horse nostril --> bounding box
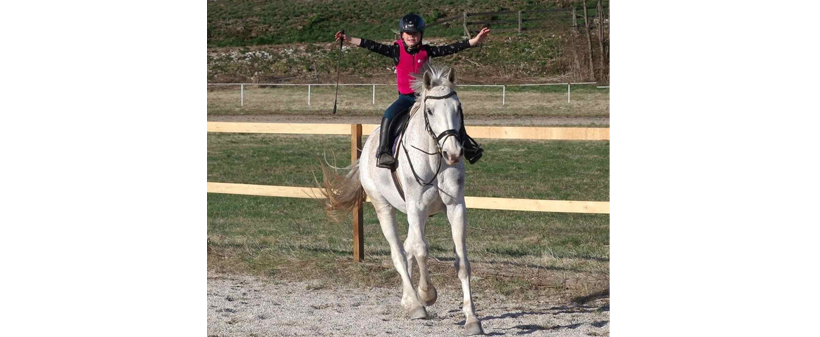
[442,151,448,158]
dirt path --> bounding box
[208,273,609,337]
[207,114,609,127]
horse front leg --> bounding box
[403,236,415,279]
[373,201,427,319]
[406,205,437,306]
[447,201,483,335]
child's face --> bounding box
[402,32,422,48]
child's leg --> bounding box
[377,94,416,168]
[384,94,417,119]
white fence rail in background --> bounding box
[207,82,603,107]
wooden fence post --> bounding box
[597,0,605,82]
[518,10,522,33]
[582,2,595,81]
[351,124,364,262]
[463,12,471,38]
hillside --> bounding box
[207,0,608,83]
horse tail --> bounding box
[317,159,365,223]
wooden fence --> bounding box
[207,122,610,261]
[425,4,606,36]
[423,2,609,82]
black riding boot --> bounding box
[459,125,484,164]
[377,116,396,168]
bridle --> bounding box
[423,90,462,152]
[401,88,463,187]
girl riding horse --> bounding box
[335,13,489,168]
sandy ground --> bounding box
[207,114,609,127]
[208,273,609,337]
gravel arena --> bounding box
[208,273,609,337]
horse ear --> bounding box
[447,68,456,84]
[423,71,433,90]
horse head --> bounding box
[413,64,464,166]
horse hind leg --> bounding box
[373,200,427,319]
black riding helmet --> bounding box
[399,13,425,33]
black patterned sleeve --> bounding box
[427,39,472,58]
[359,38,398,58]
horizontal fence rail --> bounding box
[206,82,605,106]
[207,182,609,214]
[207,122,610,141]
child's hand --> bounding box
[335,31,347,42]
[469,27,491,46]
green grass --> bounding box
[208,193,608,300]
[207,0,610,84]
[207,34,571,84]
[207,134,609,200]
[208,133,609,300]
[207,0,606,47]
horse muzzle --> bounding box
[442,148,464,166]
[436,129,463,166]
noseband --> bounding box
[401,89,463,187]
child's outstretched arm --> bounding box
[468,27,491,47]
[427,27,491,58]
[335,31,362,46]
[335,31,395,59]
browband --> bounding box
[423,90,457,101]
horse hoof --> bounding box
[418,286,437,306]
[409,306,428,320]
[465,320,484,335]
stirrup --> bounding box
[377,152,396,168]
[463,135,484,164]
[465,147,483,164]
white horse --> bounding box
[321,63,484,335]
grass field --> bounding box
[207,0,604,47]
[208,133,609,301]
[207,84,609,117]
[207,0,609,86]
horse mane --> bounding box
[410,63,457,94]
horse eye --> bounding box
[427,108,433,115]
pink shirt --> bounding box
[396,39,429,95]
